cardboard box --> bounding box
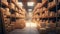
[49,21,56,28]
[46,20,49,27]
[4,18,10,24]
[44,11,49,17]
[2,0,7,2]
[16,13,20,18]
[11,14,16,18]
[40,8,43,13]
[6,26,12,32]
[42,14,45,18]
[12,0,18,3]
[36,3,42,8]
[1,0,8,6]
[58,10,60,16]
[10,22,15,30]
[15,19,26,29]
[48,1,56,8]
[49,12,55,17]
[5,8,11,16]
[10,3,15,9]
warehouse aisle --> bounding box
[9,12,39,34]
[9,21,39,34]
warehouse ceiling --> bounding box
[18,0,42,12]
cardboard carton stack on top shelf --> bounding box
[0,0,26,33]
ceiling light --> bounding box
[28,9,32,11]
[27,2,34,6]
[17,2,23,6]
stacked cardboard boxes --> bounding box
[32,0,58,33]
[0,0,26,33]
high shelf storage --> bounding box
[0,0,26,34]
[32,0,60,34]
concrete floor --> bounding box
[9,21,39,34]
